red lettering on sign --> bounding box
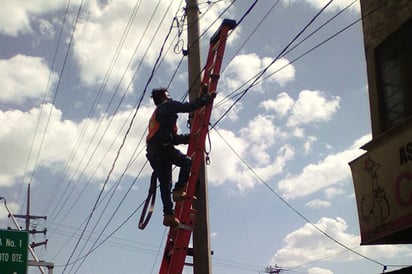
[395,171,412,207]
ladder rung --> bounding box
[159,18,235,274]
[177,223,193,231]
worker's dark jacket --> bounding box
[146,98,206,162]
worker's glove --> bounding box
[198,92,216,105]
[173,134,190,145]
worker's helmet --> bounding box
[151,88,170,105]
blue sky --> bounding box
[1,0,411,274]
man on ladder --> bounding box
[146,88,214,228]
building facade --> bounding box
[349,0,412,245]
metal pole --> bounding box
[0,197,46,274]
[186,0,212,273]
[26,183,30,231]
[28,260,54,274]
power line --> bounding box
[212,0,334,128]
[21,0,396,272]
[19,0,74,207]
[221,0,281,74]
[54,198,145,269]
[47,1,233,270]
[61,4,178,271]
[67,1,240,270]
[27,0,86,191]
[44,0,145,218]
[212,127,386,268]
[48,0,183,238]
[56,2,258,270]
[54,0,176,241]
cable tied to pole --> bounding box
[205,123,212,165]
[174,10,187,55]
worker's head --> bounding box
[151,88,171,106]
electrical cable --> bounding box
[215,0,387,112]
[48,0,222,266]
[51,2,318,272]
[56,1,241,270]
[54,198,145,269]
[51,0,175,229]
[212,257,264,272]
[27,0,86,199]
[66,7,189,274]
[4,0,396,272]
[212,127,387,268]
[221,0,280,74]
[45,0,144,217]
[149,228,168,274]
[47,221,160,257]
[203,0,407,270]
[212,0,334,128]
[253,0,388,88]
[91,0,407,272]
[18,0,73,208]
[61,4,178,271]
[49,0,400,272]
[236,0,258,26]
[214,0,356,109]
[72,160,149,273]
[16,0,85,219]
[47,0,145,223]
[206,0,411,271]
[48,0,183,236]
[65,2,260,270]
[69,1,234,269]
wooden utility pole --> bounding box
[13,184,48,246]
[186,0,212,273]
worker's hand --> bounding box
[198,93,209,105]
[199,92,216,105]
[172,134,190,145]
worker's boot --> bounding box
[172,189,187,202]
[163,214,180,228]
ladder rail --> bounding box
[159,19,236,274]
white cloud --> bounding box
[287,90,340,127]
[240,115,279,165]
[281,0,360,12]
[305,199,331,209]
[260,90,340,128]
[260,92,294,118]
[0,0,68,36]
[72,1,184,90]
[262,57,296,87]
[212,93,243,122]
[0,103,151,187]
[248,144,295,182]
[308,267,333,274]
[0,55,58,104]
[223,53,263,91]
[307,0,360,12]
[303,136,317,155]
[271,217,410,268]
[272,217,356,267]
[222,54,295,92]
[277,134,368,199]
[208,128,248,187]
[324,187,344,199]
[209,125,295,190]
[0,201,20,221]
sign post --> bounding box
[0,229,29,274]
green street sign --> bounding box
[0,229,28,274]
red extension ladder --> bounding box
[158,19,236,274]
